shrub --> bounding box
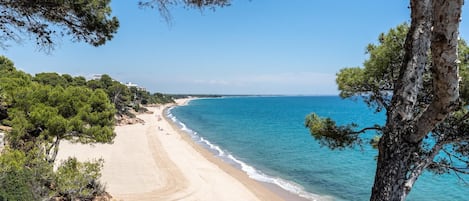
[54,157,106,200]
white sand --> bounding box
[56,99,283,201]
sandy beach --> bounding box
[56,98,290,201]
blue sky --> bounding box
[2,1,469,95]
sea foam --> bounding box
[166,106,331,201]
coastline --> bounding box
[166,98,314,201]
[56,98,307,201]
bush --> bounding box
[0,149,107,201]
[0,169,35,201]
[0,149,37,201]
[54,157,106,200]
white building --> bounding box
[91,74,103,80]
[125,82,138,88]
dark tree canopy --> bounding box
[0,0,119,50]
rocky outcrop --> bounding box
[115,115,145,126]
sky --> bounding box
[2,1,469,95]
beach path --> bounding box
[56,99,283,201]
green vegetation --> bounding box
[0,0,119,51]
[54,158,105,200]
[0,148,105,201]
[306,19,468,201]
[0,56,175,200]
[86,74,175,116]
[1,0,231,51]
[0,57,114,200]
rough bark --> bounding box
[370,129,419,201]
[389,0,432,124]
[371,0,431,200]
[370,0,464,200]
[412,0,463,143]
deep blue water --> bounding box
[169,96,469,201]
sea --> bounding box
[167,96,469,201]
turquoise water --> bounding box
[168,96,469,201]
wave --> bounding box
[166,106,332,201]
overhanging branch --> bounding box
[350,126,383,135]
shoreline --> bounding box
[165,98,312,201]
[57,98,302,201]
[169,98,331,201]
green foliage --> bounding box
[458,40,469,103]
[0,148,107,201]
[86,79,105,90]
[1,0,119,50]
[0,148,54,201]
[336,23,408,112]
[305,113,361,149]
[0,56,176,199]
[149,92,175,104]
[0,148,27,172]
[107,81,132,114]
[0,56,33,121]
[336,67,366,98]
[5,84,116,154]
[0,57,116,163]
[55,158,105,200]
[308,22,469,182]
[71,76,87,87]
[86,74,134,116]
[0,165,35,201]
[33,72,68,87]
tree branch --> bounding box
[350,126,382,135]
[46,136,61,163]
[390,0,432,123]
[442,149,469,168]
[412,0,463,143]
[405,137,445,190]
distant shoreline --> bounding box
[167,98,327,201]
[170,94,340,98]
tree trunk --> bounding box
[412,0,463,142]
[370,0,463,200]
[390,0,432,123]
[370,127,419,201]
[370,0,430,200]
[45,137,61,163]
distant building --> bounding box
[125,82,138,88]
[91,74,103,80]
[125,82,146,91]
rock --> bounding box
[93,192,115,201]
[115,115,145,126]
